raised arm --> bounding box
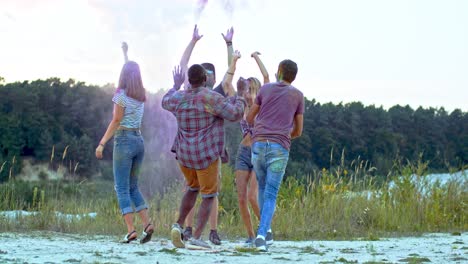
[180,25,203,89]
[122,42,129,63]
[212,92,247,122]
[222,50,241,97]
[162,66,185,113]
[251,52,270,84]
[222,27,234,66]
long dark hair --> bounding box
[117,61,146,102]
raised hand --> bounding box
[192,24,203,42]
[122,42,129,62]
[172,66,185,90]
[251,50,270,84]
[233,50,241,61]
[122,42,128,53]
[222,27,234,42]
[251,51,261,58]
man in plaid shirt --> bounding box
[163,64,246,248]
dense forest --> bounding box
[0,78,466,185]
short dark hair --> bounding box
[278,59,298,83]
[201,63,216,78]
[188,64,207,86]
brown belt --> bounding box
[117,126,140,131]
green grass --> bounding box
[398,256,431,263]
[336,257,358,263]
[299,246,325,255]
[0,159,466,240]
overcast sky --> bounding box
[0,0,467,111]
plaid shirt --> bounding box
[162,86,246,169]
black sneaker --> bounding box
[266,230,273,245]
[183,226,193,241]
[254,237,267,252]
[209,229,221,245]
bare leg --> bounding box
[186,204,196,228]
[123,213,135,234]
[137,209,151,227]
[236,169,255,238]
[209,197,218,230]
[177,190,199,226]
[193,196,215,239]
[248,170,260,220]
[138,208,154,243]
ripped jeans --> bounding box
[251,141,289,238]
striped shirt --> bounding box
[162,87,246,169]
[112,89,144,129]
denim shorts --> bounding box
[235,144,253,171]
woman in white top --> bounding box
[95,42,153,243]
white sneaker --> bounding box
[171,223,185,248]
[188,237,212,249]
[255,237,268,252]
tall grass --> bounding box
[0,156,466,240]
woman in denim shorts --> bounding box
[234,51,270,245]
[95,42,153,244]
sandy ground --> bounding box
[0,232,466,263]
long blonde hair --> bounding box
[117,61,146,102]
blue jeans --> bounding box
[251,141,289,237]
[113,130,148,215]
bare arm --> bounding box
[214,60,249,122]
[222,50,241,97]
[290,114,304,139]
[227,44,233,66]
[95,104,124,159]
[122,42,129,63]
[222,27,234,66]
[180,25,203,89]
[251,52,270,84]
[246,103,260,125]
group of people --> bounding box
[95,25,304,252]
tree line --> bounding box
[0,78,466,183]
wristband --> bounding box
[227,72,234,75]
[226,41,232,46]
